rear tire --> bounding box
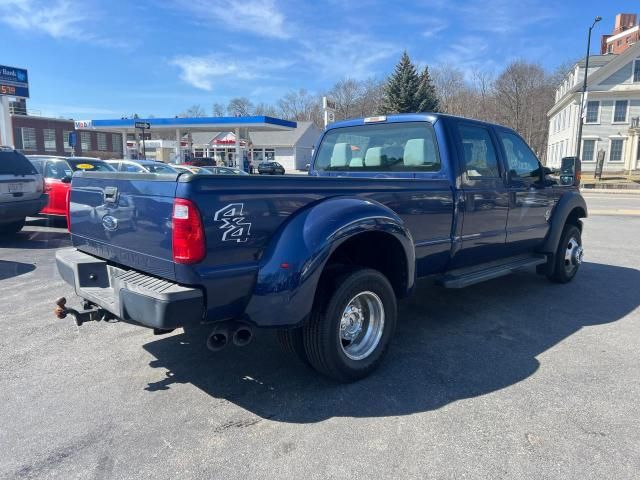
[547,224,582,283]
[0,218,25,234]
[303,268,397,382]
[277,327,310,365]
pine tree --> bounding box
[416,67,440,113]
[382,51,420,113]
[382,51,440,114]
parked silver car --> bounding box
[106,159,178,174]
[0,147,48,234]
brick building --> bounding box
[601,13,639,55]
[11,114,123,158]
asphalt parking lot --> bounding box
[1,194,639,480]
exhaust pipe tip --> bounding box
[232,327,253,347]
[206,328,229,352]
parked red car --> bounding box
[27,156,116,226]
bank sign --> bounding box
[0,65,29,98]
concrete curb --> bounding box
[581,188,640,195]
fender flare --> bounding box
[540,191,588,254]
[243,197,415,328]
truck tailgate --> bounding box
[69,172,179,280]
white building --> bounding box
[190,121,322,171]
[547,41,640,172]
[248,121,322,170]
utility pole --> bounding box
[575,16,602,161]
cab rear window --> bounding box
[315,122,440,172]
[0,151,38,175]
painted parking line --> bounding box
[588,209,640,216]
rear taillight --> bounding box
[172,198,206,264]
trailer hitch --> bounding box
[54,297,113,326]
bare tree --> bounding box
[494,61,554,157]
[253,102,279,117]
[277,89,320,122]
[227,97,254,117]
[212,103,225,117]
[357,78,385,117]
[431,65,468,116]
[179,105,206,117]
[329,79,363,120]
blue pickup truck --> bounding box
[54,113,587,382]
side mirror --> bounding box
[61,176,72,184]
[560,156,581,186]
[304,163,310,171]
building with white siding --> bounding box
[547,41,640,172]
[248,121,322,171]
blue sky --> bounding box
[0,0,635,119]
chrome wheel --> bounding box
[564,237,583,275]
[339,291,385,361]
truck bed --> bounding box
[69,172,455,324]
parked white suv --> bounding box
[0,147,48,234]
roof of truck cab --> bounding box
[328,113,440,130]
[327,112,511,132]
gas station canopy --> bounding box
[74,115,297,133]
[73,115,297,165]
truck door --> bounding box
[452,122,509,267]
[496,129,551,254]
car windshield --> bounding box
[314,122,441,172]
[144,163,177,174]
[217,167,247,175]
[68,160,116,172]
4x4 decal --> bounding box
[213,203,251,242]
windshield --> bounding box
[144,163,177,174]
[216,167,247,175]
[314,122,440,172]
[68,160,116,172]
[0,151,38,175]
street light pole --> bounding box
[575,16,602,161]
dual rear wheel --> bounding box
[278,268,397,383]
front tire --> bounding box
[547,224,583,283]
[303,268,397,382]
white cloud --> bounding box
[34,103,119,118]
[0,0,85,38]
[0,0,130,47]
[432,35,495,78]
[451,0,553,35]
[174,0,289,39]
[300,33,398,80]
[422,19,448,38]
[170,55,292,91]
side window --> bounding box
[498,132,541,179]
[457,124,500,180]
[45,160,72,180]
[123,163,143,173]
